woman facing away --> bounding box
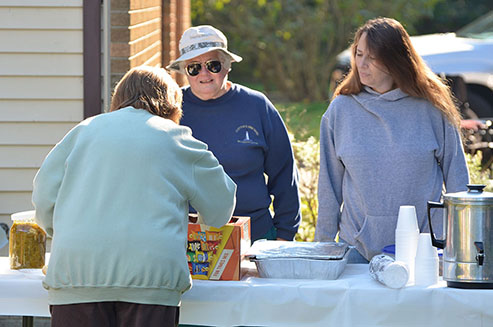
[314,17,469,263]
[32,66,236,327]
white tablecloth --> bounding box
[1,257,493,326]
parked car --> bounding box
[334,11,493,118]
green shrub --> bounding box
[466,151,493,191]
[291,135,319,241]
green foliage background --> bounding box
[191,0,491,102]
[192,0,442,101]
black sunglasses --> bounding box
[185,60,222,76]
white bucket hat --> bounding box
[166,25,243,73]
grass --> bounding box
[275,101,328,141]
[237,81,328,141]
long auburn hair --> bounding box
[110,66,183,123]
[334,17,461,127]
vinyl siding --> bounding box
[0,0,84,255]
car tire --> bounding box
[468,91,493,118]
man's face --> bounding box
[184,50,229,100]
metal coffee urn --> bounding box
[427,184,493,288]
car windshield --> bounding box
[456,11,493,39]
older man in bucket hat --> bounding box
[167,25,301,245]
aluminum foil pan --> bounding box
[246,240,350,280]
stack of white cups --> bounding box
[414,233,439,286]
[395,205,419,285]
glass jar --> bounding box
[9,210,46,270]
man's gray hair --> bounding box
[216,50,232,71]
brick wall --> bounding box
[162,0,190,86]
[110,0,190,88]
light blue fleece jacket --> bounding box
[32,107,236,306]
[315,88,469,260]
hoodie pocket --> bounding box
[353,214,398,258]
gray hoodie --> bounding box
[315,87,469,260]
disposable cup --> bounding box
[415,233,439,286]
[395,247,418,261]
[395,254,416,285]
[415,257,439,266]
[395,224,419,285]
[415,233,438,259]
[395,231,420,243]
[396,205,419,232]
[415,266,438,286]
[395,229,419,236]
[395,230,419,237]
[395,230,420,239]
[395,232,419,260]
[416,258,439,266]
[382,261,409,289]
[397,253,418,261]
[369,255,409,289]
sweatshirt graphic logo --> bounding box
[235,125,259,144]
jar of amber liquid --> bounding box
[9,210,46,269]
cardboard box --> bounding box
[187,215,251,281]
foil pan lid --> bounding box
[246,240,349,260]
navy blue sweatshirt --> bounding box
[181,83,301,241]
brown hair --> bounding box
[110,66,182,123]
[334,17,461,127]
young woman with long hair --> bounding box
[315,18,469,263]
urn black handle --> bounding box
[427,201,445,249]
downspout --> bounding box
[102,0,111,112]
[83,0,102,118]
